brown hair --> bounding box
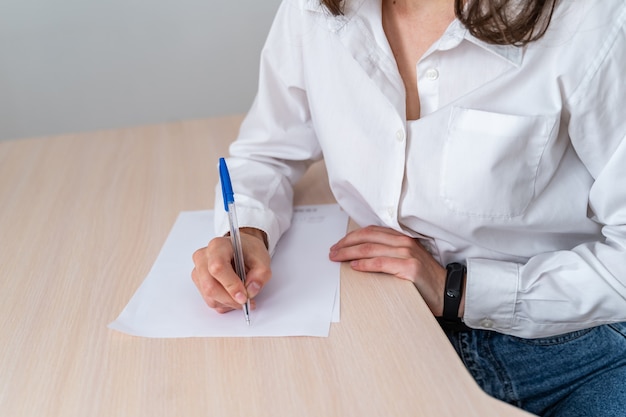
[320,0,557,46]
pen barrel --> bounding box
[227,203,247,286]
[228,204,250,323]
[220,158,250,324]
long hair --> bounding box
[319,0,558,46]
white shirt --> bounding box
[215,0,626,338]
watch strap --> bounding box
[442,262,466,321]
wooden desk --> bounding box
[0,116,531,416]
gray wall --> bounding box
[0,0,282,141]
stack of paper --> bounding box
[108,204,348,337]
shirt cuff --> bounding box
[464,258,520,333]
[214,204,282,255]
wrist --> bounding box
[239,227,269,249]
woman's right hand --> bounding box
[191,228,271,314]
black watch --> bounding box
[442,262,466,321]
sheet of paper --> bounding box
[108,204,348,338]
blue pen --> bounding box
[219,158,251,325]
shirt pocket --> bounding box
[440,107,558,218]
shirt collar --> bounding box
[304,0,366,14]
[303,0,523,66]
[304,0,367,31]
[439,19,523,67]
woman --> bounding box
[192,0,626,415]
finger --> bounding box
[192,261,246,312]
[246,279,264,299]
[349,256,420,281]
[329,241,417,263]
[239,234,272,299]
[330,227,419,263]
[193,242,248,308]
[214,298,258,313]
[335,226,404,246]
[331,226,410,251]
[207,257,249,305]
[214,303,236,314]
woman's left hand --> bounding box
[329,225,447,316]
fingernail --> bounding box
[247,282,261,298]
[234,292,247,304]
[329,250,338,258]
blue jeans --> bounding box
[442,322,626,416]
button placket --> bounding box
[384,122,406,228]
[416,57,440,116]
[425,68,439,81]
[395,129,405,142]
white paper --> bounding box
[108,204,348,338]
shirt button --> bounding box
[395,129,405,142]
[387,206,395,218]
[425,68,439,81]
[480,319,494,329]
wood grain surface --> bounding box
[0,116,531,416]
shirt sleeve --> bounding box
[464,9,626,338]
[213,0,322,254]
